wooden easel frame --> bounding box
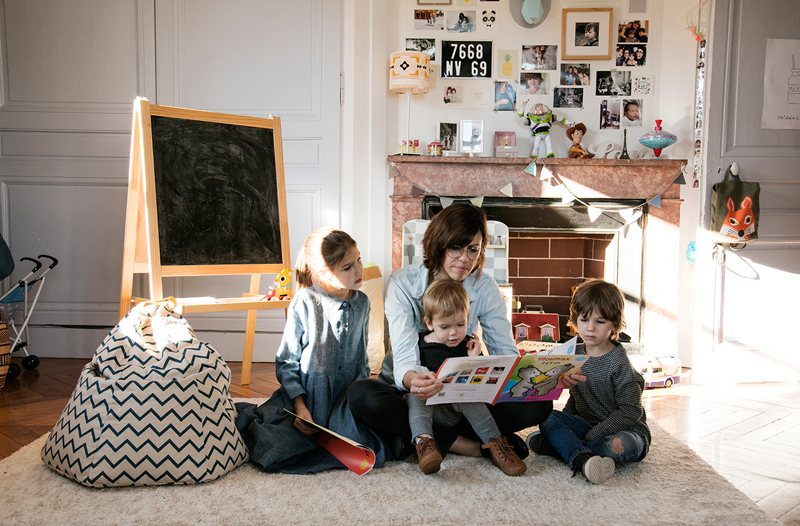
[119,97,291,385]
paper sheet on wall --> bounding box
[762,39,800,129]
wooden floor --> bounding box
[1,359,799,525]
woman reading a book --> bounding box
[348,204,583,461]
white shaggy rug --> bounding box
[0,400,778,526]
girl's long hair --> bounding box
[294,227,357,291]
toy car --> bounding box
[629,355,682,388]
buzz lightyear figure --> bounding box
[518,101,574,158]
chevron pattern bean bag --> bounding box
[41,299,248,487]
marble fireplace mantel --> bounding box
[388,155,686,201]
[388,155,688,355]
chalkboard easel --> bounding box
[119,97,292,385]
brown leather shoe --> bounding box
[415,436,442,475]
[482,436,527,476]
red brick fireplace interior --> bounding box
[509,232,613,338]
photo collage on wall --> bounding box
[605,19,648,128]
[408,6,655,152]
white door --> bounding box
[0,0,341,362]
[694,0,800,383]
[152,0,342,361]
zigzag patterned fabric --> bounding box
[41,299,249,487]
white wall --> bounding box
[341,0,699,357]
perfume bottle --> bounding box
[789,55,800,104]
[619,129,630,159]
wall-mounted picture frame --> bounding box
[520,71,549,95]
[438,121,459,152]
[494,131,518,157]
[561,8,613,60]
[417,0,451,5]
[553,87,584,109]
[414,9,445,30]
[406,38,436,61]
[460,120,484,155]
[521,45,558,71]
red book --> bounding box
[285,410,376,476]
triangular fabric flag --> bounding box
[623,224,630,238]
[539,165,552,182]
[618,208,634,221]
[524,161,537,175]
[499,183,514,197]
[469,196,484,207]
[440,197,454,208]
[649,194,662,208]
[587,206,603,222]
[672,172,687,185]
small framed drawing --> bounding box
[437,121,459,153]
[460,120,484,155]
[495,132,517,157]
[561,8,613,60]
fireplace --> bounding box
[389,156,686,355]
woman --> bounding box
[348,205,582,460]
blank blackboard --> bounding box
[150,115,283,266]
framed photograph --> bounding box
[495,131,516,148]
[406,38,436,61]
[521,45,558,71]
[446,11,476,32]
[553,87,584,109]
[561,8,613,60]
[520,71,549,95]
[596,70,631,96]
[417,0,451,5]
[618,20,648,43]
[493,81,517,111]
[599,99,621,130]
[559,63,591,86]
[621,99,643,126]
[460,120,484,154]
[414,9,445,30]
[437,121,459,152]
[443,84,463,105]
[618,44,647,66]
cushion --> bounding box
[41,299,248,487]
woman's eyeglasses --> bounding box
[446,245,481,260]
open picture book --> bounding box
[427,337,586,405]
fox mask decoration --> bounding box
[719,196,755,241]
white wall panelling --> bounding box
[0,0,342,361]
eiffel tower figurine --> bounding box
[619,129,630,159]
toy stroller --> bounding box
[0,254,58,379]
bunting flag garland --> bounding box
[649,194,662,208]
[587,206,603,222]
[469,196,484,208]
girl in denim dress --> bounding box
[236,228,390,473]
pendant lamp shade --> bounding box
[389,51,430,94]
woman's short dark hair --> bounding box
[422,204,488,279]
